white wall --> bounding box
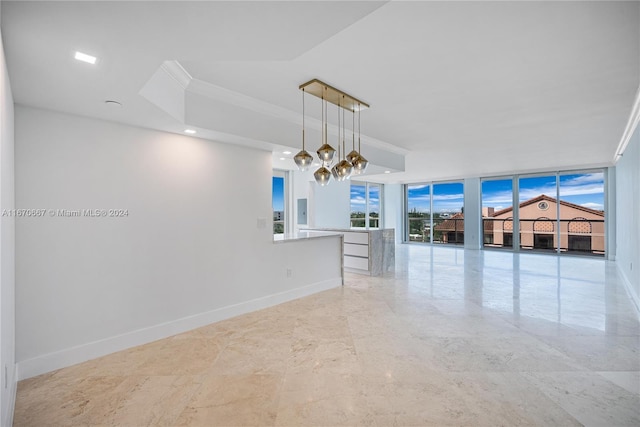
[310,178,351,229]
[615,124,640,311]
[464,178,481,250]
[292,169,314,233]
[0,11,16,426]
[15,107,342,379]
[383,183,403,243]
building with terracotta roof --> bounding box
[433,212,465,244]
[489,194,605,254]
[435,195,605,254]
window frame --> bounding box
[403,180,464,244]
[272,170,290,236]
[350,180,384,230]
[479,168,606,256]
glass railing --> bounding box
[482,218,513,249]
[407,217,430,242]
[350,217,380,228]
[350,218,366,228]
[520,218,605,255]
[432,218,464,245]
[407,217,465,244]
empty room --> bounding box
[0,1,638,426]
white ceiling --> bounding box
[2,1,639,183]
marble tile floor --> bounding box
[14,245,640,426]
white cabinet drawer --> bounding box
[344,243,369,257]
[344,255,369,270]
[343,232,369,245]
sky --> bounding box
[406,172,604,214]
[272,177,284,211]
[350,183,380,213]
[407,182,464,213]
[275,172,605,215]
[484,172,605,211]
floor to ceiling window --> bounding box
[481,178,514,249]
[368,183,381,228]
[350,182,366,228]
[479,170,605,256]
[406,184,430,242]
[405,182,464,244]
[407,169,606,255]
[518,174,558,252]
[432,182,464,244]
[350,181,383,229]
[559,171,605,255]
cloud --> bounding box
[580,202,604,210]
[482,189,514,206]
[560,172,604,186]
[350,195,366,206]
[408,194,431,202]
[433,193,464,201]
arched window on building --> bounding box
[502,217,514,247]
[568,217,592,252]
[533,217,554,250]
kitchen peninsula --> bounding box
[303,228,395,276]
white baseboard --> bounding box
[618,263,640,319]
[17,278,341,380]
[4,364,16,427]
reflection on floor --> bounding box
[14,245,640,426]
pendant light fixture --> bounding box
[346,107,360,167]
[316,93,336,164]
[352,104,369,173]
[296,79,369,185]
[293,88,314,171]
[331,98,342,180]
[335,96,353,181]
[314,95,333,186]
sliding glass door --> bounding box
[406,184,430,242]
[481,178,514,249]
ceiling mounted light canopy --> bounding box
[296,79,369,185]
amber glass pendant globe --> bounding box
[293,150,314,171]
[314,166,332,186]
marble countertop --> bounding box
[301,228,392,232]
[273,231,343,243]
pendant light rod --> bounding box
[342,96,347,160]
[322,93,326,148]
[352,108,356,151]
[294,88,313,171]
[337,98,341,159]
[358,104,362,152]
[301,88,306,150]
[321,93,324,146]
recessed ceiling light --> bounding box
[184,129,197,134]
[74,51,97,64]
[283,151,292,155]
[104,100,122,108]
[279,157,285,160]
[384,170,391,174]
